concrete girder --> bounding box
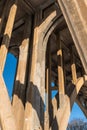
[57,0,87,74]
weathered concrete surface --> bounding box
[0,70,17,130]
[0,0,17,72]
[12,18,31,130]
[58,0,87,74]
[0,0,87,130]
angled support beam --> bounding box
[0,0,17,73]
[76,98,87,118]
[70,75,87,107]
[0,70,17,130]
[13,18,24,31]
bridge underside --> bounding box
[0,0,87,130]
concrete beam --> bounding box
[58,0,87,74]
[76,98,87,118]
[0,0,17,72]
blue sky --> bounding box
[69,103,87,122]
[3,53,17,98]
[3,53,87,123]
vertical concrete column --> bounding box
[12,17,31,130]
[57,34,65,107]
[0,0,17,72]
[71,47,77,84]
[44,42,52,130]
[23,13,45,130]
[44,67,49,130]
[48,42,52,126]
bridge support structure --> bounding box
[0,0,87,130]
